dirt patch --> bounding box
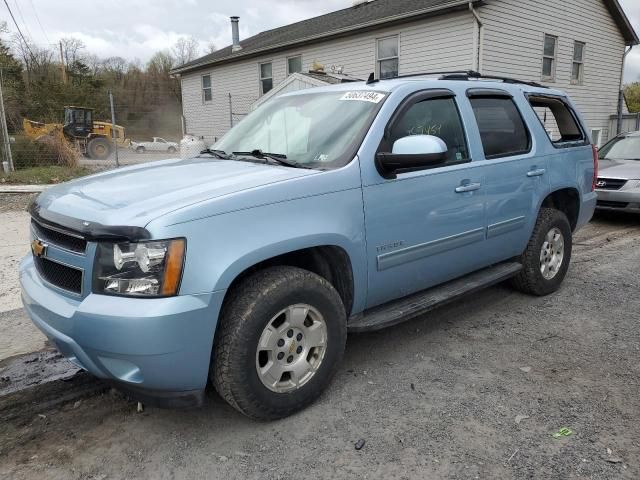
[0,213,639,479]
[0,199,47,359]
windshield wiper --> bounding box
[232,149,311,169]
[200,148,229,159]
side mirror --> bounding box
[376,135,448,179]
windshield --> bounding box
[213,91,387,169]
[599,136,640,161]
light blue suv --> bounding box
[20,72,598,419]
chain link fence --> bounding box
[0,87,258,183]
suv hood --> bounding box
[599,158,640,179]
[35,158,317,230]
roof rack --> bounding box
[366,70,548,89]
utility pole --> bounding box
[0,69,14,172]
[109,90,120,168]
[59,41,67,84]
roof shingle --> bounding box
[172,0,477,73]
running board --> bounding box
[348,262,523,333]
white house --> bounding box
[170,0,639,146]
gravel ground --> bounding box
[0,213,639,479]
[0,194,46,360]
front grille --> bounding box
[31,220,87,254]
[596,178,627,191]
[33,256,83,294]
[597,200,629,209]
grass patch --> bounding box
[0,166,92,185]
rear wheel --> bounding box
[168,146,177,154]
[511,208,572,296]
[212,266,347,420]
[87,137,112,160]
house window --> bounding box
[260,62,273,95]
[202,75,212,102]
[572,41,586,84]
[287,56,302,75]
[377,35,399,79]
[542,34,557,81]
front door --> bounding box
[362,90,487,308]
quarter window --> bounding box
[287,56,302,75]
[529,95,585,146]
[202,75,212,102]
[572,41,585,84]
[377,36,399,80]
[386,96,469,165]
[542,34,557,81]
[470,97,530,159]
[260,62,273,95]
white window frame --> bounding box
[542,34,558,82]
[259,61,273,95]
[591,129,602,147]
[572,41,586,85]
[287,55,303,76]
[376,34,399,80]
[201,74,212,103]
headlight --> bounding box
[93,238,186,297]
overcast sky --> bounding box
[6,0,640,82]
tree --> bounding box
[205,41,217,55]
[172,37,199,66]
[59,37,86,68]
[624,83,640,113]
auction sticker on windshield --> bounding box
[340,91,386,103]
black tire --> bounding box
[136,146,146,154]
[168,146,177,154]
[212,266,347,420]
[87,137,112,160]
[511,208,572,296]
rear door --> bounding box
[466,89,550,263]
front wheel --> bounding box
[167,146,177,154]
[511,208,572,296]
[212,266,347,420]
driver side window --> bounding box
[388,97,470,164]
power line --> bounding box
[2,0,35,60]
[11,0,34,41]
[28,0,50,44]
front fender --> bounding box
[149,188,369,314]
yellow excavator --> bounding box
[23,106,130,160]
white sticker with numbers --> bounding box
[340,91,386,103]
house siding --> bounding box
[481,0,627,144]
[180,0,627,145]
[180,11,475,141]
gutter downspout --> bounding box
[617,45,632,136]
[469,2,483,73]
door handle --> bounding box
[455,182,482,193]
[527,168,546,177]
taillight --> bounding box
[592,144,599,192]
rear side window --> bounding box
[528,96,585,146]
[469,97,530,159]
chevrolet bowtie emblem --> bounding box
[31,239,47,258]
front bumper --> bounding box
[596,184,640,213]
[20,255,225,406]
